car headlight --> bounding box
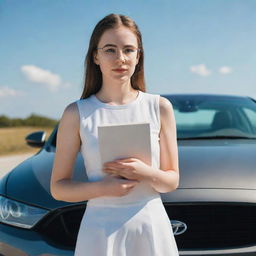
[0,195,49,229]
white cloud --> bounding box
[190,64,211,76]
[0,86,25,98]
[62,81,72,88]
[219,66,232,74]
[21,65,62,92]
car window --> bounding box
[243,108,256,131]
[174,109,216,130]
[168,96,256,139]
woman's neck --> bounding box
[95,81,138,105]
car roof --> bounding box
[161,93,252,101]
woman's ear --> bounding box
[93,51,99,65]
[136,54,140,65]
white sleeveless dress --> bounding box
[74,91,179,256]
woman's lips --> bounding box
[113,69,127,72]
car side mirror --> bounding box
[25,131,46,148]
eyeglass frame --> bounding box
[96,46,141,59]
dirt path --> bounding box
[0,153,34,178]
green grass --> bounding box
[0,126,54,156]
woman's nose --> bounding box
[116,49,126,62]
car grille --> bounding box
[34,204,86,249]
[165,203,256,249]
[34,203,256,250]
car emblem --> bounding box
[171,220,187,235]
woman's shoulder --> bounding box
[56,101,80,137]
[63,96,91,115]
[159,96,173,109]
[64,101,79,113]
[60,101,80,123]
[65,96,92,114]
[61,96,94,123]
[142,92,173,108]
[158,96,174,123]
[67,96,97,120]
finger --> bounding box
[126,183,137,189]
[104,170,117,176]
[117,162,131,168]
[104,166,118,171]
[103,163,115,169]
[103,168,111,173]
[122,184,134,189]
[116,158,136,163]
[103,167,120,173]
[108,162,131,170]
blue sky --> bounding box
[1,0,255,120]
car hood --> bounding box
[178,139,256,189]
[5,139,256,209]
[5,149,88,210]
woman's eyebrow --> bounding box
[102,44,136,48]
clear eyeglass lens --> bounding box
[101,47,138,58]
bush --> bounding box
[0,114,58,128]
[0,115,11,127]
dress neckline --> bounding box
[91,90,142,109]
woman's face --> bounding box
[93,26,140,84]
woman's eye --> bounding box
[125,48,135,53]
[105,48,115,53]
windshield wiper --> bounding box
[179,135,256,140]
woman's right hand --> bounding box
[100,175,139,197]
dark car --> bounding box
[1,94,256,256]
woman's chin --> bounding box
[112,74,131,81]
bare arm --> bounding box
[50,102,138,203]
[147,96,179,192]
[50,102,103,202]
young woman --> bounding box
[50,13,180,256]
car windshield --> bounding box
[164,95,256,140]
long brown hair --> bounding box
[80,13,146,99]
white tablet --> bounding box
[98,122,152,166]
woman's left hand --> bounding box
[103,158,155,181]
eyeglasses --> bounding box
[97,46,141,59]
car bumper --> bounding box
[1,224,256,256]
[0,223,73,256]
[179,247,256,256]
[2,190,256,256]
